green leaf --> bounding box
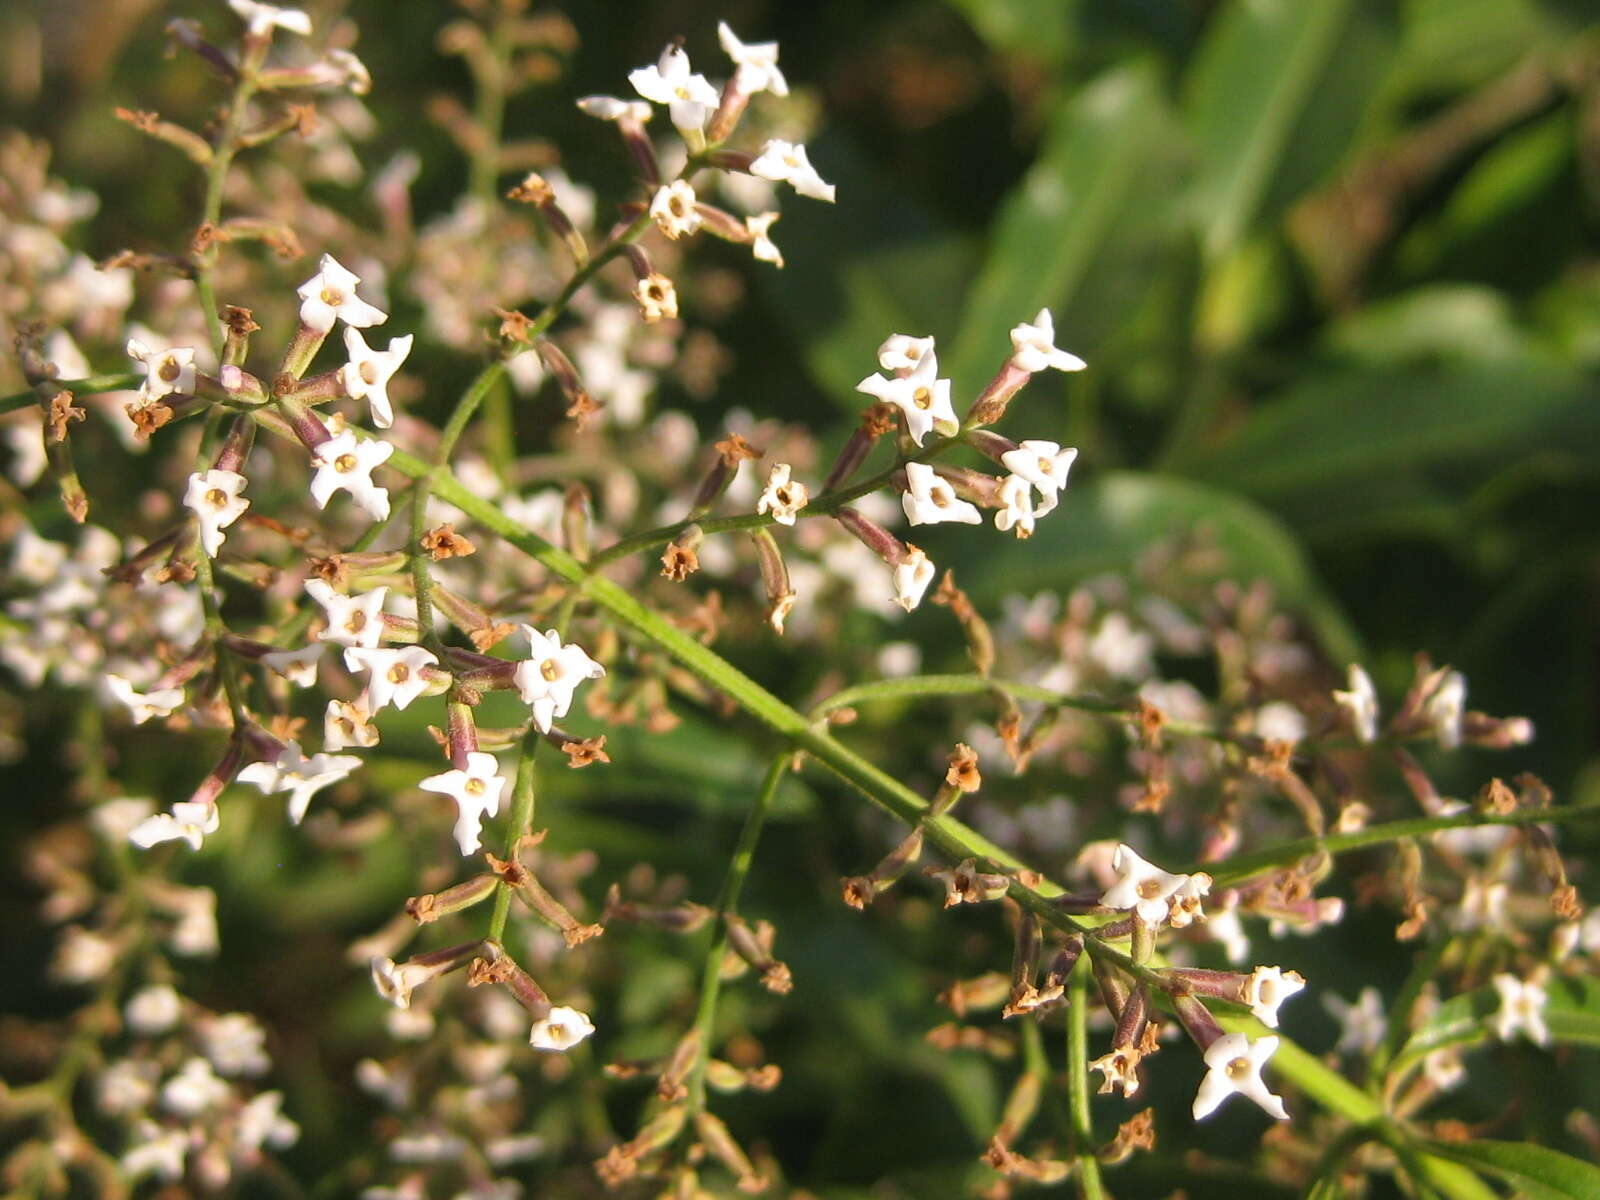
[963,470,1360,664]
[943,0,1075,66]
[1421,1140,1600,1200]
[1391,975,1600,1078]
[944,60,1186,398]
[1184,0,1396,257]
[1323,284,1528,365]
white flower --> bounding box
[1008,308,1086,374]
[228,0,313,37]
[1254,701,1307,745]
[1192,1033,1288,1121]
[98,1060,158,1115]
[418,751,507,856]
[891,546,935,612]
[1166,871,1212,928]
[53,927,117,984]
[1424,669,1467,750]
[514,626,605,733]
[1424,1047,1466,1091]
[305,579,388,648]
[1333,664,1380,743]
[343,645,439,712]
[201,1012,271,1076]
[105,672,184,724]
[633,272,678,323]
[901,461,980,526]
[309,430,394,520]
[718,21,787,96]
[125,984,183,1035]
[999,440,1077,510]
[757,462,809,526]
[750,139,836,203]
[125,338,196,405]
[1100,843,1188,926]
[93,796,156,842]
[529,1005,596,1051]
[121,1123,188,1182]
[994,473,1042,538]
[166,886,219,958]
[642,182,699,245]
[628,45,719,136]
[576,95,653,123]
[260,643,323,687]
[1243,966,1306,1029]
[160,1056,230,1117]
[1455,876,1509,932]
[371,956,432,1010]
[746,212,783,267]
[856,350,957,447]
[237,1091,300,1152]
[130,801,219,851]
[878,333,936,372]
[1086,613,1155,680]
[1323,986,1387,1056]
[238,740,362,825]
[10,526,66,585]
[296,253,387,334]
[340,328,413,429]
[324,696,380,749]
[183,469,250,557]
[1491,973,1550,1046]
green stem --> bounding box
[195,39,268,352]
[0,374,139,416]
[1067,954,1105,1200]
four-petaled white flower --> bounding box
[649,180,702,240]
[160,1057,230,1117]
[105,673,185,725]
[718,21,788,96]
[576,95,653,123]
[1100,843,1189,926]
[878,333,936,372]
[260,643,323,687]
[305,579,388,648]
[1324,987,1388,1056]
[529,1005,596,1051]
[125,338,195,405]
[296,253,387,335]
[857,350,957,447]
[183,469,249,557]
[343,645,439,712]
[419,751,507,856]
[757,462,809,526]
[750,139,836,203]
[628,45,720,136]
[324,696,380,750]
[340,328,412,429]
[309,430,394,520]
[1009,308,1086,374]
[746,212,783,267]
[892,545,935,612]
[1424,669,1467,750]
[229,0,313,37]
[130,801,220,851]
[994,473,1042,538]
[901,461,980,526]
[1491,973,1550,1046]
[999,440,1076,512]
[237,740,362,825]
[121,1123,188,1183]
[1244,966,1306,1028]
[514,626,605,733]
[1333,664,1380,743]
[370,955,431,1009]
[1193,1033,1288,1121]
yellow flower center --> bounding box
[1137,878,1165,899]
[321,287,344,307]
[205,488,227,507]
[386,664,410,684]
[539,658,561,681]
[465,777,485,796]
[158,359,181,382]
[360,361,379,385]
[912,386,932,410]
[346,612,367,633]
[1225,1056,1252,1081]
[335,453,358,472]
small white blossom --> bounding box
[1324,987,1387,1056]
[418,752,508,856]
[1243,966,1306,1028]
[238,740,362,824]
[166,886,219,958]
[1254,701,1307,745]
[576,95,653,123]
[340,328,413,429]
[1424,669,1467,750]
[529,1006,596,1051]
[260,644,323,687]
[1100,843,1188,926]
[649,180,702,239]
[10,525,66,585]
[633,272,678,323]
[514,626,605,733]
[891,546,935,612]
[999,440,1077,510]
[201,1012,271,1076]
[1333,664,1380,743]
[901,461,980,526]
[1424,1047,1466,1090]
[309,430,394,520]
[878,333,937,372]
[994,473,1042,538]
[1008,308,1086,374]
[746,212,783,267]
[52,927,117,984]
[229,0,312,37]
[183,469,250,557]
[750,139,836,203]
[305,579,388,648]
[325,696,381,750]
[371,956,433,1010]
[856,350,957,446]
[343,645,439,712]
[1166,871,1212,928]
[757,462,809,526]
[121,1123,188,1182]
[97,1060,158,1115]
[130,801,219,851]
[237,1091,300,1152]
[718,22,788,96]
[125,338,195,405]
[1491,973,1550,1046]
[93,796,156,843]
[628,45,719,136]
[296,253,387,334]
[1193,1033,1288,1121]
[105,673,184,725]
[161,1056,230,1116]
[1455,876,1509,932]
[125,984,183,1035]
[1086,613,1155,680]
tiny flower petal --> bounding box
[296,253,386,334]
[757,462,809,526]
[750,139,835,203]
[1009,308,1086,374]
[901,461,981,526]
[340,328,412,430]
[1193,1033,1288,1121]
[183,469,249,557]
[529,1005,595,1051]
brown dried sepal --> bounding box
[660,541,699,581]
[860,401,897,438]
[222,305,260,336]
[421,522,476,561]
[713,432,760,468]
[46,391,85,442]
[308,554,350,586]
[468,621,516,652]
[494,308,534,343]
[946,742,981,794]
[406,893,440,923]
[560,736,610,768]
[566,390,602,429]
[1099,1109,1156,1166]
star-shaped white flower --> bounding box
[1009,308,1086,374]
[878,333,936,373]
[370,955,431,1009]
[529,1005,596,1051]
[628,45,719,136]
[260,644,322,687]
[228,0,312,37]
[999,441,1076,514]
[343,645,439,712]
[238,740,362,825]
[746,212,783,267]
[183,469,249,557]
[1491,973,1550,1046]
[634,273,679,323]
[750,139,836,203]
[1166,871,1212,928]
[514,626,605,733]
[994,473,1042,538]
[649,180,702,240]
[1100,843,1188,927]
[892,546,935,612]
[324,696,380,750]
[296,253,387,335]
[1244,966,1307,1028]
[1324,987,1387,1056]
[901,462,981,526]
[160,1057,230,1117]
[125,338,195,405]
[105,673,185,725]
[1193,1033,1288,1121]
[1333,664,1380,743]
[718,21,788,96]
[419,751,507,856]
[309,430,394,520]
[129,801,219,851]
[340,328,412,429]
[856,351,957,447]
[305,579,388,649]
[757,462,809,526]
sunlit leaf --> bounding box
[1421,1139,1600,1200]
